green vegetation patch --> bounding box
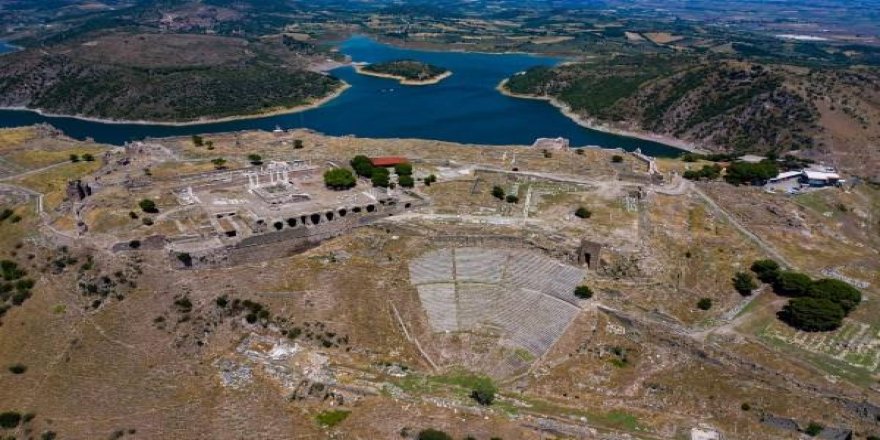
[315,410,350,427]
[362,59,448,81]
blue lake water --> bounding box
[0,36,681,156]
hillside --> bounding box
[504,58,880,179]
[0,33,342,123]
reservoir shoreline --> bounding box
[496,78,705,154]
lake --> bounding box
[0,36,682,156]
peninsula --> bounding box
[355,59,452,85]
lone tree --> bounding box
[323,168,356,190]
[293,139,304,149]
[247,154,263,165]
[751,259,781,283]
[423,174,437,186]
[394,163,413,176]
[82,153,95,162]
[0,412,21,429]
[211,158,227,170]
[773,271,813,297]
[574,285,593,299]
[732,272,757,295]
[611,155,624,163]
[469,378,497,406]
[808,278,862,314]
[350,155,374,178]
[191,135,204,147]
[69,154,80,163]
[398,174,415,188]
[491,186,505,200]
[697,297,713,310]
[371,167,390,188]
[505,194,519,204]
[779,297,845,331]
[138,198,158,214]
[575,206,592,219]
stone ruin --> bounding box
[531,137,570,150]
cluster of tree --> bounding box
[0,208,21,224]
[395,163,414,188]
[323,168,356,190]
[491,186,518,203]
[350,155,414,188]
[724,160,779,185]
[751,259,862,331]
[0,259,37,321]
[416,429,503,440]
[683,164,722,181]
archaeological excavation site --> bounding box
[1,125,879,440]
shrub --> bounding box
[0,209,13,222]
[611,154,624,163]
[574,285,593,299]
[191,135,204,147]
[41,431,57,440]
[69,154,80,163]
[394,163,413,176]
[423,174,437,186]
[772,271,812,297]
[491,186,505,200]
[128,240,141,249]
[750,259,780,283]
[398,175,415,188]
[350,155,374,178]
[697,298,713,310]
[176,253,193,267]
[371,167,390,188]
[779,297,845,331]
[142,217,153,226]
[0,411,21,428]
[293,139,304,149]
[211,158,227,169]
[574,207,592,219]
[470,379,497,406]
[808,278,861,314]
[323,168,356,190]
[247,154,263,165]
[732,272,757,295]
[138,199,158,214]
[505,195,519,203]
[740,402,751,411]
[417,429,453,440]
[82,153,95,162]
[8,364,26,374]
[804,422,823,436]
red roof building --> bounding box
[369,156,409,167]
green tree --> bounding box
[491,186,505,200]
[611,155,624,163]
[0,411,21,429]
[470,379,497,406]
[804,422,823,436]
[779,297,844,331]
[423,174,437,186]
[394,163,413,176]
[574,285,593,299]
[732,272,757,295]
[808,279,861,314]
[398,175,415,188]
[505,195,519,203]
[69,154,80,163]
[417,429,452,440]
[293,139,304,149]
[211,158,227,169]
[575,207,592,219]
[192,135,204,147]
[323,168,356,190]
[350,155,374,178]
[82,153,95,162]
[138,199,158,214]
[697,298,713,310]
[773,271,812,297]
[750,259,781,283]
[371,167,390,188]
[724,161,778,185]
[247,154,263,165]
